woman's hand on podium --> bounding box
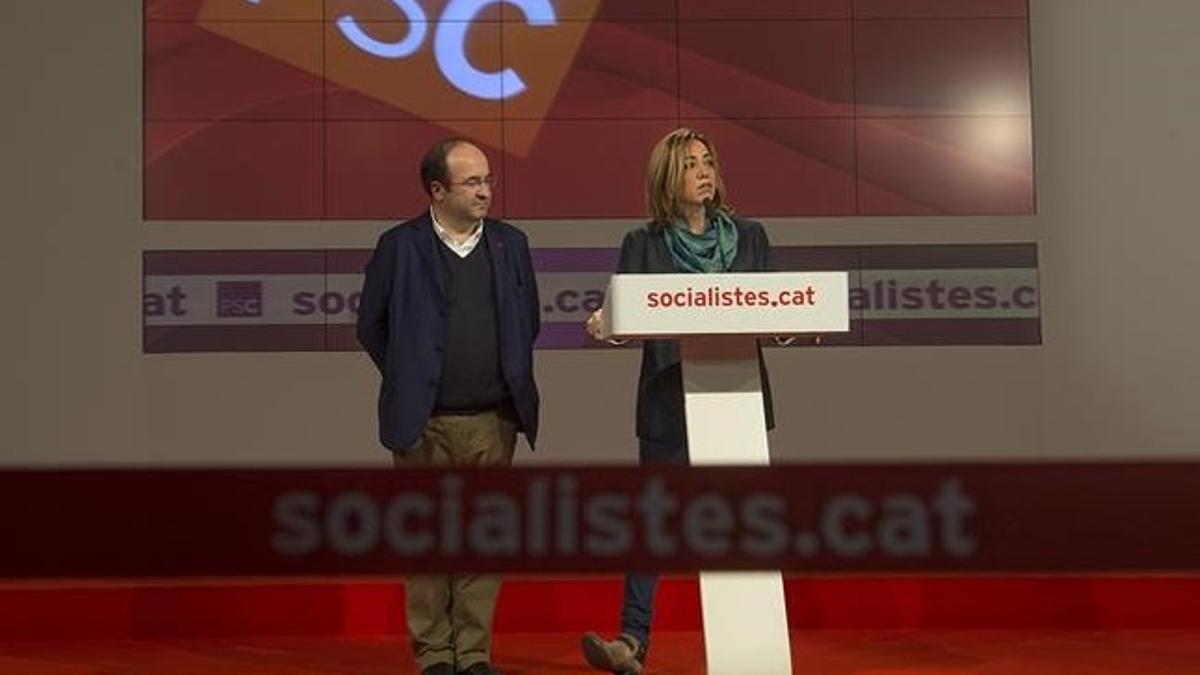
[585,309,605,340]
[585,308,628,346]
[768,335,824,346]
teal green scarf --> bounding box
[663,209,739,273]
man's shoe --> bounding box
[457,663,500,675]
[421,664,455,675]
[581,632,643,674]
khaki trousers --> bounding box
[394,410,517,671]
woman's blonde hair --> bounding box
[645,127,731,225]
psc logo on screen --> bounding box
[199,0,600,153]
[247,0,553,100]
[216,281,264,318]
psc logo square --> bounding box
[216,280,264,318]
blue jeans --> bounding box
[620,437,688,647]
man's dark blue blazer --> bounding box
[356,211,541,453]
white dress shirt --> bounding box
[430,207,484,258]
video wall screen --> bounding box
[144,0,1033,220]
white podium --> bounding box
[601,271,849,675]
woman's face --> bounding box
[678,139,717,209]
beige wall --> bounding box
[2,1,1197,467]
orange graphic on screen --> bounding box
[195,0,600,155]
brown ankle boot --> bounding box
[581,632,643,674]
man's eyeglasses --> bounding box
[445,175,497,191]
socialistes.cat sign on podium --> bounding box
[601,271,850,675]
[602,272,849,338]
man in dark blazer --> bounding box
[356,138,540,675]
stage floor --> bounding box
[4,630,1200,674]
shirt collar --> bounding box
[430,207,484,258]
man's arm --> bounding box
[516,232,541,341]
[356,233,395,372]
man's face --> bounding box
[432,143,492,223]
[679,139,717,208]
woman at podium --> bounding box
[581,127,777,675]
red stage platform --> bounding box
[4,630,1200,674]
[3,575,1200,673]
